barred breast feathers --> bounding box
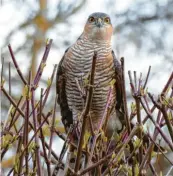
[62,36,116,125]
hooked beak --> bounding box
[96,18,103,28]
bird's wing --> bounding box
[112,51,123,110]
[111,51,125,125]
[56,48,73,133]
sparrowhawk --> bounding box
[55,13,124,174]
[56,12,123,137]
[55,12,165,176]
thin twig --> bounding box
[13,134,23,175]
[134,71,137,91]
[74,52,97,173]
[42,112,66,142]
[75,78,86,99]
[102,126,141,176]
[31,88,42,176]
[128,71,135,93]
[128,70,143,167]
[88,113,95,136]
[148,134,173,165]
[1,134,20,160]
[137,72,142,94]
[8,44,27,85]
[38,88,51,175]
[45,141,62,163]
[121,58,131,134]
[17,109,53,163]
[143,66,151,89]
[7,96,23,131]
[52,126,73,175]
[18,132,24,175]
[1,56,4,84]
[148,93,173,142]
[149,163,158,176]
[98,86,113,131]
[42,64,57,107]
[33,39,53,87]
[48,95,58,163]
[135,97,143,165]
[1,87,25,116]
[24,70,31,175]
[143,72,173,124]
[140,99,173,151]
[8,62,11,96]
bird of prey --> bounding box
[56,12,124,173]
[56,12,123,137]
[55,13,165,175]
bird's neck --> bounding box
[81,33,111,46]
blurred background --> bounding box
[1,0,173,174]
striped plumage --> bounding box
[56,12,123,137]
[63,37,116,130]
[54,13,164,175]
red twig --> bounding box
[38,88,51,175]
[143,66,151,89]
[33,39,53,87]
[74,52,97,173]
[121,57,131,134]
[8,44,27,85]
[8,62,11,96]
[31,89,42,176]
[48,95,58,163]
[148,93,173,142]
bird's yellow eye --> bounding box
[89,17,95,23]
[104,17,110,23]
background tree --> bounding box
[111,0,173,55]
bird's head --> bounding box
[83,12,113,41]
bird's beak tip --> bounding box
[96,18,103,28]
